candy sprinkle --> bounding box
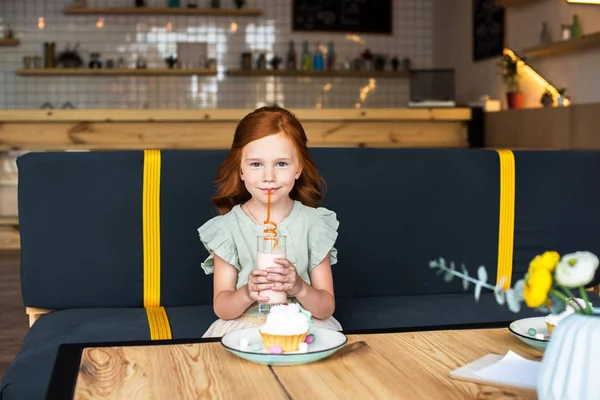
[269,345,283,354]
[251,343,262,351]
[527,328,537,336]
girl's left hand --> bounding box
[266,258,304,297]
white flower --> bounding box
[554,251,599,288]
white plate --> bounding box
[508,316,550,350]
[221,326,347,366]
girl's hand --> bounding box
[246,269,272,303]
[267,259,305,297]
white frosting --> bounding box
[545,298,588,326]
[259,303,309,335]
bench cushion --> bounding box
[336,293,540,332]
[335,292,600,332]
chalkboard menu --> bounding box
[473,0,505,61]
[292,0,392,34]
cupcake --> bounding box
[545,298,588,334]
[259,303,312,352]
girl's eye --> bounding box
[277,162,288,167]
[250,162,261,167]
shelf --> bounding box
[0,38,20,46]
[63,6,261,16]
[0,217,18,226]
[226,69,410,78]
[0,228,20,250]
[495,0,544,7]
[17,68,218,76]
[521,31,600,58]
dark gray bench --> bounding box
[2,149,599,399]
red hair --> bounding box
[212,106,325,215]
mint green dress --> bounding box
[198,200,343,337]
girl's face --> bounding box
[241,132,302,206]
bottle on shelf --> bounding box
[571,14,581,38]
[44,42,56,68]
[286,40,297,70]
[312,42,323,71]
[539,21,551,45]
[301,40,311,71]
[326,41,336,71]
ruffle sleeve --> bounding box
[308,208,339,271]
[197,216,239,274]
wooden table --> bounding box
[48,328,542,399]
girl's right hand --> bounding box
[246,269,272,303]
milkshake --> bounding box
[257,235,287,313]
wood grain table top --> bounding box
[49,327,543,400]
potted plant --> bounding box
[541,87,554,108]
[497,53,524,110]
[57,43,83,68]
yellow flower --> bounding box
[528,251,560,274]
[523,267,553,308]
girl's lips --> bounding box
[260,188,279,193]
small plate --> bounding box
[221,326,347,366]
[509,316,550,350]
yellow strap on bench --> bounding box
[143,150,172,340]
[496,149,515,291]
[146,306,172,340]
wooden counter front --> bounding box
[0,108,472,150]
[485,103,600,150]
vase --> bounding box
[506,91,524,110]
[537,308,600,400]
[540,22,551,45]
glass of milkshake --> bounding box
[257,235,287,313]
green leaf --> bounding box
[477,266,488,284]
[495,290,506,305]
[548,293,567,314]
[443,262,456,282]
[461,264,469,290]
[513,279,525,302]
[439,258,447,269]
[494,277,506,305]
[474,282,483,302]
[506,289,521,313]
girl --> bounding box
[198,106,342,337]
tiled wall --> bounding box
[0,0,433,109]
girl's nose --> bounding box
[263,166,275,181]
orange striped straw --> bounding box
[263,190,278,249]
